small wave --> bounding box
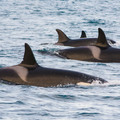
[76,80,120,87]
[39,43,53,45]
[54,94,75,100]
[86,19,106,25]
[103,80,120,86]
[37,48,57,56]
[114,41,120,47]
[90,80,120,87]
[37,48,66,59]
[78,112,100,116]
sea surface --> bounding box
[0,0,120,120]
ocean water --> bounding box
[0,0,120,120]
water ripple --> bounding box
[0,0,120,120]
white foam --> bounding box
[91,80,103,85]
[76,79,120,87]
[91,80,120,87]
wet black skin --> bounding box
[55,29,116,47]
[56,28,120,63]
[58,46,120,63]
[26,66,107,87]
[99,47,120,62]
[60,38,115,47]
[0,43,107,87]
[57,46,98,62]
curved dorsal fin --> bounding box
[80,31,87,38]
[20,43,38,67]
[56,29,70,43]
[96,28,110,48]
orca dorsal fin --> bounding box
[56,29,70,43]
[20,43,38,67]
[96,28,110,48]
[80,31,87,38]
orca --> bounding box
[57,28,120,63]
[0,43,107,87]
[55,29,116,47]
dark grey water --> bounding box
[0,0,120,120]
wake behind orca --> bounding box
[57,28,120,63]
[55,29,116,47]
[0,43,107,87]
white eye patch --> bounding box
[76,82,90,86]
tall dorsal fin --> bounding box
[20,43,38,67]
[80,31,87,38]
[96,28,110,48]
[56,29,70,43]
